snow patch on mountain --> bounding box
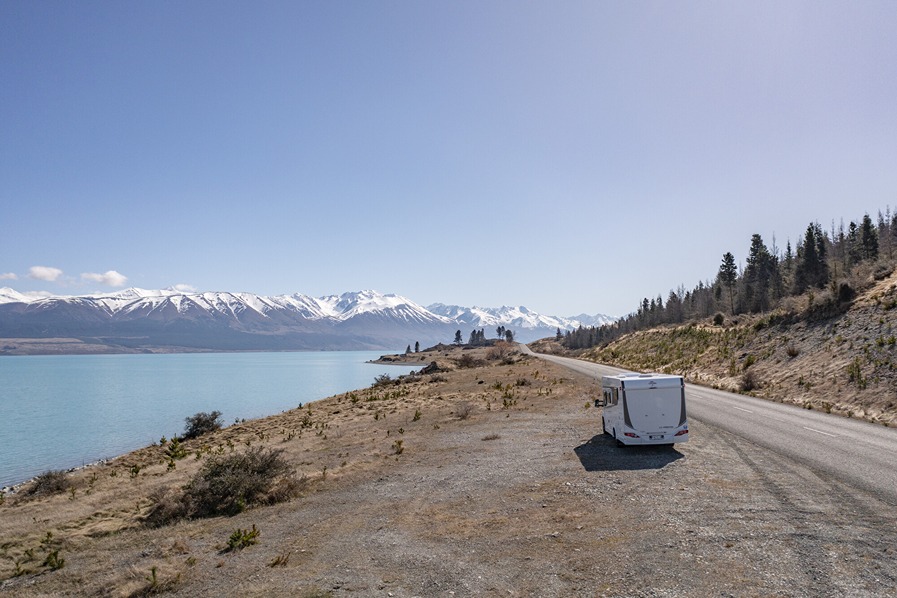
[0,287,616,351]
[426,303,614,332]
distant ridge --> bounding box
[0,287,615,354]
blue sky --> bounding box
[2,1,896,317]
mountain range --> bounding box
[0,288,615,354]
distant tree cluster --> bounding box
[562,210,892,351]
[450,327,514,346]
[468,329,488,345]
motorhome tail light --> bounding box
[674,429,689,436]
[624,432,640,438]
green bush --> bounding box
[185,447,297,518]
[226,525,260,551]
[144,447,303,526]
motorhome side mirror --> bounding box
[594,398,602,408]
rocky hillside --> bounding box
[532,267,897,427]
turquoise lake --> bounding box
[0,351,419,488]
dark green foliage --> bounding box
[185,447,293,518]
[718,252,738,315]
[560,207,896,352]
[838,282,855,304]
[226,525,260,551]
[860,213,879,261]
[453,330,463,345]
[42,550,65,570]
[183,411,223,440]
[165,437,187,460]
[144,447,300,526]
[741,234,782,313]
[794,222,829,294]
[468,328,488,345]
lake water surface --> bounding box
[0,351,419,488]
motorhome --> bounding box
[597,373,688,446]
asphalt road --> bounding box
[521,345,897,505]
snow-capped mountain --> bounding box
[426,303,615,334]
[0,287,614,354]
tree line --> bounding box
[562,210,891,350]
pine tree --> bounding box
[453,330,462,345]
[742,234,779,313]
[861,213,879,261]
[414,341,419,353]
[794,222,829,293]
[718,252,738,315]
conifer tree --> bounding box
[861,213,879,261]
[718,252,738,315]
[742,234,779,313]
[794,222,829,293]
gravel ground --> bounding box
[3,348,896,597]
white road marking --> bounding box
[731,406,753,413]
[802,426,838,438]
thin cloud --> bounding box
[28,266,63,282]
[172,284,197,293]
[0,272,17,280]
[81,270,128,287]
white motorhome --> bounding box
[597,373,689,446]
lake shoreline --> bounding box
[0,350,419,488]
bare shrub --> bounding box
[786,344,800,358]
[486,342,513,361]
[455,354,483,369]
[143,487,190,528]
[874,261,893,281]
[372,374,395,388]
[456,402,473,420]
[27,470,70,497]
[741,370,760,392]
[183,411,222,440]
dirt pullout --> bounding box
[2,345,895,597]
